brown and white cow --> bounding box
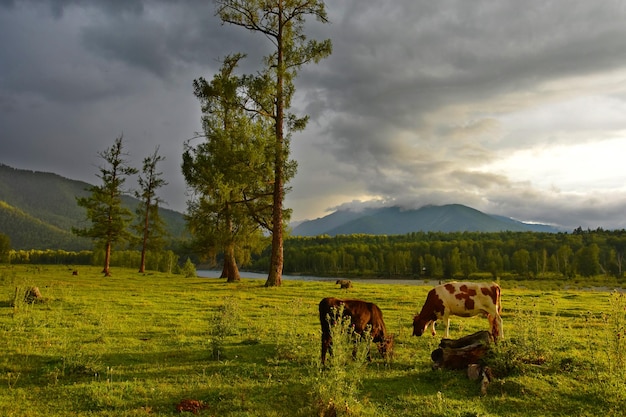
[319,297,393,364]
[412,282,503,339]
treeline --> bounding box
[250,228,626,280]
[10,228,626,282]
[7,249,189,274]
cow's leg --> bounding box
[495,314,504,339]
[430,320,437,336]
[443,313,451,338]
[488,313,504,340]
[321,334,332,365]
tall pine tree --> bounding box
[183,54,270,282]
[215,0,332,286]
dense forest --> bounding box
[249,228,626,281]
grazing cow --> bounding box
[319,297,393,364]
[412,282,503,339]
[336,279,352,289]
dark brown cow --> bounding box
[335,279,352,289]
[319,297,393,364]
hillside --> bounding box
[292,204,562,236]
[0,201,90,250]
[0,164,187,250]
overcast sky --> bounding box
[2,1,626,231]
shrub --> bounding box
[604,291,626,379]
[208,298,240,360]
[181,258,197,278]
[310,305,371,416]
[274,298,308,361]
[485,297,555,376]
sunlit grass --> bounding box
[0,264,624,416]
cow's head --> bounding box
[377,334,394,359]
[412,315,432,336]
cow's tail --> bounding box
[492,282,504,340]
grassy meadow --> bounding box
[1,264,625,416]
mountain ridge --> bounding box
[292,203,562,236]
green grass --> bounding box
[0,265,625,416]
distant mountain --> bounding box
[290,207,380,236]
[0,163,187,250]
[488,214,561,233]
[292,204,562,236]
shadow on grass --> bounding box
[33,341,316,415]
[361,364,539,405]
[72,369,314,416]
[4,341,284,388]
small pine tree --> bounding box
[133,147,168,273]
[182,258,197,278]
[73,136,138,276]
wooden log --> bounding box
[431,330,494,395]
[431,330,492,370]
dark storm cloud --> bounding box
[316,0,626,139]
[0,0,145,17]
[0,5,146,103]
[0,0,270,215]
[77,2,254,80]
[0,0,267,97]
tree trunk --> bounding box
[223,242,241,283]
[103,242,112,277]
[138,247,146,273]
[139,199,150,273]
[265,11,285,288]
[266,201,283,287]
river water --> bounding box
[196,270,435,286]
